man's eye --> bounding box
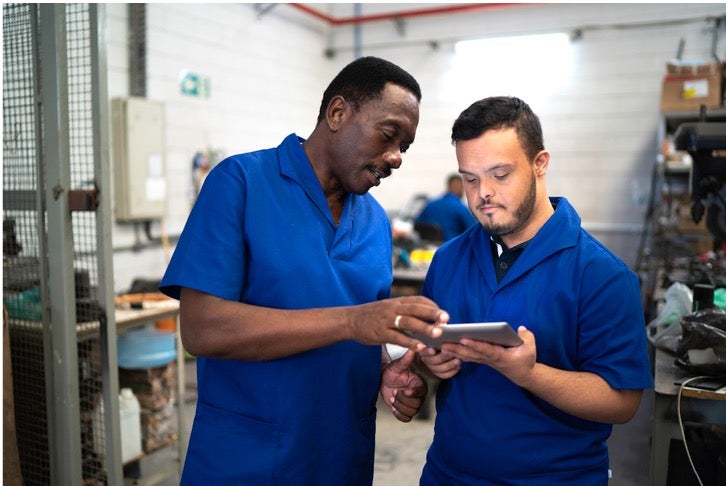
[494,173,509,181]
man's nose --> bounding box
[385,148,403,169]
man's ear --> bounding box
[533,150,550,176]
[326,95,348,132]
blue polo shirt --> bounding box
[160,133,392,484]
[420,197,653,485]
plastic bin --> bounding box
[117,325,176,369]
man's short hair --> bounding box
[316,56,422,123]
[451,96,544,161]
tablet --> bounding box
[408,322,522,348]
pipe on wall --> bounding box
[289,3,524,26]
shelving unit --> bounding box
[636,109,726,320]
[642,103,726,484]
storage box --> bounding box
[660,62,723,112]
[666,61,721,76]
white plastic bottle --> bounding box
[119,387,143,463]
[93,387,143,463]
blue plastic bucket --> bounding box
[118,325,176,369]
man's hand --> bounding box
[439,325,536,386]
[380,350,428,422]
[349,296,448,352]
[418,346,462,380]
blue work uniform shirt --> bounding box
[420,197,653,485]
[415,192,476,241]
[160,133,392,484]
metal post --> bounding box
[89,4,124,484]
[354,3,362,59]
[38,4,83,485]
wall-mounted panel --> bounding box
[112,97,167,221]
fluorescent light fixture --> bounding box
[448,32,573,103]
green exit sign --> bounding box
[180,71,210,98]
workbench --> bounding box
[650,348,726,485]
[392,267,428,296]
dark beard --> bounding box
[483,172,537,236]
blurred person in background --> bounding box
[415,173,476,241]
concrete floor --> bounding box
[137,359,654,485]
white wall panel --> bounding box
[108,3,726,289]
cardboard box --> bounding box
[660,63,723,112]
[666,61,721,76]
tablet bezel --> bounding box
[409,322,522,348]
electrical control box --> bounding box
[111,97,167,221]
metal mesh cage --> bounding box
[3,5,50,485]
[3,4,108,484]
[66,5,106,483]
